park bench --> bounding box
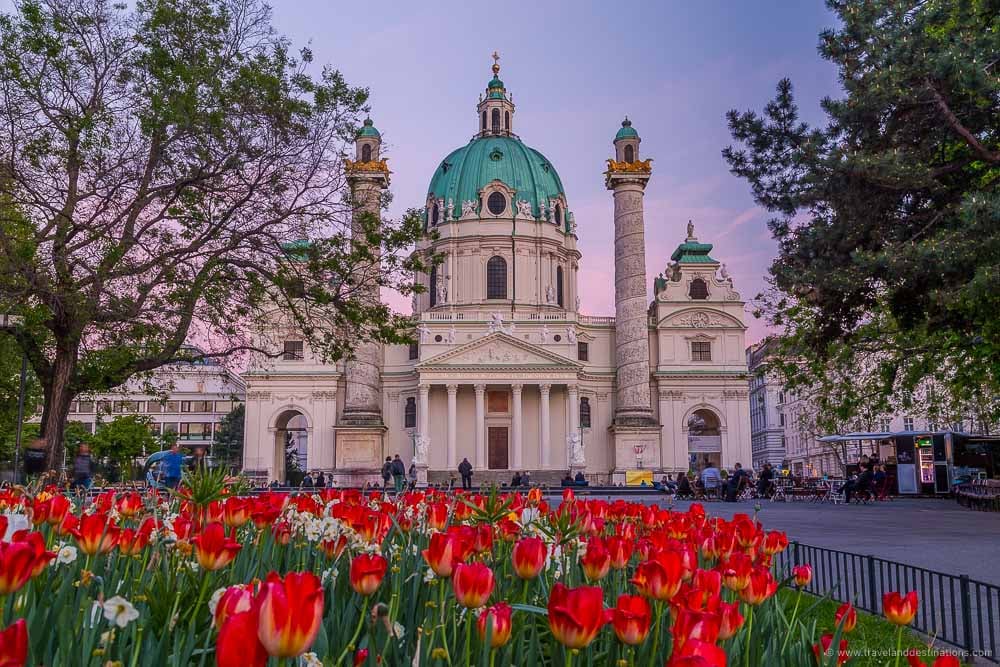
[955,479,1000,512]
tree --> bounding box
[213,403,244,470]
[0,335,40,461]
[92,415,155,473]
[724,1,999,424]
[0,0,427,470]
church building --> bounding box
[241,57,752,485]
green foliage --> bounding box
[0,335,40,460]
[61,421,94,459]
[92,415,155,470]
[725,1,1000,427]
[0,0,427,468]
[212,403,244,470]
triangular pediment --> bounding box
[418,332,582,369]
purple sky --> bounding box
[269,1,841,345]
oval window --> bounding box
[487,192,506,215]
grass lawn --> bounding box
[782,589,964,666]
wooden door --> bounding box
[488,427,509,470]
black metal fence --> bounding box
[775,542,999,662]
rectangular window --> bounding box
[146,401,163,413]
[113,400,142,413]
[408,342,419,360]
[77,401,95,414]
[487,391,509,414]
[691,341,712,361]
[178,422,212,440]
[215,400,233,413]
[96,400,112,414]
[779,413,785,426]
[283,340,304,361]
[162,422,179,435]
[69,402,78,413]
[181,401,213,413]
[778,392,785,404]
[577,342,589,361]
[903,417,914,432]
[148,422,162,436]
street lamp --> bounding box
[1,314,28,483]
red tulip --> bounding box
[906,655,962,667]
[115,492,144,519]
[761,530,788,555]
[692,569,722,598]
[792,564,813,588]
[547,583,608,649]
[320,535,348,560]
[512,536,547,579]
[215,584,255,628]
[527,488,542,505]
[883,591,918,626]
[0,619,28,667]
[611,595,651,645]
[607,535,634,570]
[192,522,242,571]
[0,540,38,595]
[353,648,370,666]
[255,571,325,657]
[118,519,156,557]
[580,537,611,582]
[812,633,849,666]
[72,512,119,555]
[632,551,685,601]
[452,562,495,609]
[720,553,754,592]
[426,502,449,531]
[472,524,494,554]
[667,638,727,667]
[10,531,56,578]
[835,601,857,633]
[422,531,466,578]
[349,553,388,596]
[717,601,744,640]
[217,611,267,667]
[222,497,252,528]
[738,568,777,605]
[477,602,513,648]
[672,609,721,652]
[562,488,575,503]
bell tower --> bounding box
[476,52,516,137]
[605,117,660,482]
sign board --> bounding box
[896,464,918,494]
[688,436,722,453]
[625,470,654,486]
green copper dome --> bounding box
[427,136,568,224]
[615,117,638,141]
[358,118,380,138]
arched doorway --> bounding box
[274,410,308,485]
[687,408,722,471]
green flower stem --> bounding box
[743,604,754,667]
[780,589,802,654]
[894,625,902,667]
[335,596,370,667]
[464,612,473,666]
[651,600,663,659]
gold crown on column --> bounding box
[345,158,390,174]
[605,158,653,174]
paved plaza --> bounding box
[606,496,1000,585]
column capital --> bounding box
[446,384,459,394]
[474,384,487,394]
[418,383,431,394]
[539,383,552,395]
[510,383,523,393]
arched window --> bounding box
[689,278,709,300]
[487,191,506,215]
[554,204,563,227]
[361,144,372,162]
[429,265,438,307]
[481,111,487,131]
[486,256,507,299]
[491,108,501,133]
[504,111,510,131]
[624,144,634,163]
[580,397,591,428]
[404,397,416,428]
[431,203,439,226]
[556,266,564,307]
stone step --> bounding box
[427,469,580,487]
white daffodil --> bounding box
[56,544,78,565]
[301,652,322,667]
[208,587,228,619]
[102,596,140,628]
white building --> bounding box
[746,339,786,469]
[241,58,753,485]
[52,355,244,455]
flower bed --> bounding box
[0,478,955,666]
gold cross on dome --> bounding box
[491,51,500,65]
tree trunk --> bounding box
[41,344,78,472]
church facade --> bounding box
[241,59,752,485]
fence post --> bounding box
[866,554,878,612]
[959,575,974,651]
[792,541,799,569]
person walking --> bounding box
[407,462,417,491]
[391,454,406,493]
[457,457,473,490]
[72,444,94,491]
[381,456,392,491]
[161,443,184,490]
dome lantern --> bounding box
[477,52,515,138]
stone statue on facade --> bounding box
[568,433,585,466]
[435,276,448,305]
[538,199,547,221]
[418,324,432,343]
[687,220,695,239]
[411,292,419,314]
[719,263,734,287]
[437,198,445,220]
[547,199,556,224]
[540,324,550,343]
[575,295,581,312]
[446,325,456,344]
[413,434,429,465]
[566,327,577,344]
[516,199,533,218]
[446,198,454,221]
[488,312,504,334]
[461,200,477,218]
[545,284,556,304]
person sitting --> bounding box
[676,473,693,498]
[512,472,522,487]
[756,463,775,498]
[700,464,722,498]
[521,471,531,487]
[315,471,326,488]
[725,463,749,502]
[574,471,586,485]
[841,467,874,503]
[301,472,314,488]
[640,479,649,488]
[561,474,575,487]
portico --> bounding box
[413,333,583,472]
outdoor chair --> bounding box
[874,476,894,501]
